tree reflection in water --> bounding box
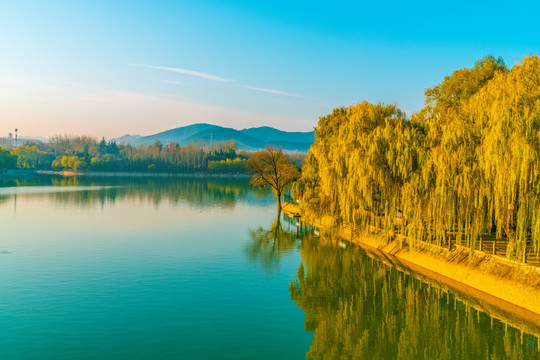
[244,211,300,272]
[290,235,540,360]
[0,175,271,209]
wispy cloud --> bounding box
[130,63,232,82]
[131,63,301,97]
[238,84,301,98]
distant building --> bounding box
[0,137,14,148]
[0,136,44,148]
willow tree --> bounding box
[246,146,300,209]
[297,54,540,260]
[407,55,508,247]
[298,102,423,236]
[465,55,540,259]
[412,55,540,258]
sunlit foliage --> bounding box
[298,55,540,259]
[246,146,300,208]
[11,145,52,169]
[207,158,247,173]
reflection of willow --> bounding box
[0,175,270,209]
[245,212,299,272]
[290,236,540,360]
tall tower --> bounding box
[14,128,18,147]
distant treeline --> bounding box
[0,137,306,174]
[0,137,246,173]
[0,137,305,174]
[295,55,540,259]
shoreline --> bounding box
[282,201,540,333]
[36,170,252,178]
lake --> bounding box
[0,176,538,359]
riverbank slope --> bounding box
[282,202,540,320]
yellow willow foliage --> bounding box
[408,56,507,248]
[305,102,424,238]
[466,56,540,259]
[299,55,540,258]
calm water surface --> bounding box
[0,176,538,359]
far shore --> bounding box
[35,170,252,178]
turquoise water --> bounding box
[0,176,539,359]
[0,176,310,359]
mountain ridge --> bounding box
[112,123,314,152]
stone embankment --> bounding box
[282,202,540,328]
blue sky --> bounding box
[1,0,539,138]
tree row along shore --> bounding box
[293,55,540,265]
[0,138,305,175]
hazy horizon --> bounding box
[0,122,316,141]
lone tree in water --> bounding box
[246,146,300,209]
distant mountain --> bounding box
[112,123,314,152]
[183,126,264,149]
[131,123,216,146]
[113,134,142,144]
[240,126,314,144]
